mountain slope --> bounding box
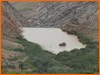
[11,2,98,41]
[2,3,31,73]
[2,2,31,27]
[11,2,98,27]
[2,2,98,74]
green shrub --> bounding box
[12,37,98,73]
[6,71,18,74]
[55,41,98,73]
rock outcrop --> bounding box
[2,5,22,40]
[11,2,98,28]
[2,2,31,27]
[11,2,98,41]
[2,2,30,73]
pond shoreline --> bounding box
[22,27,86,54]
[61,28,92,44]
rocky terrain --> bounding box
[2,2,32,73]
[11,2,98,41]
[2,1,98,74]
[11,2,98,27]
[2,2,31,27]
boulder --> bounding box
[59,42,66,46]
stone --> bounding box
[59,42,66,46]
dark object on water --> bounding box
[59,42,66,46]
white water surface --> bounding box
[22,28,86,54]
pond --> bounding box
[22,28,86,54]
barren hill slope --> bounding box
[11,2,98,27]
[2,3,32,73]
[11,2,98,41]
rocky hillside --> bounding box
[2,2,32,73]
[11,2,98,41]
[2,2,31,27]
[2,2,98,74]
[2,5,22,41]
[11,2,98,27]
